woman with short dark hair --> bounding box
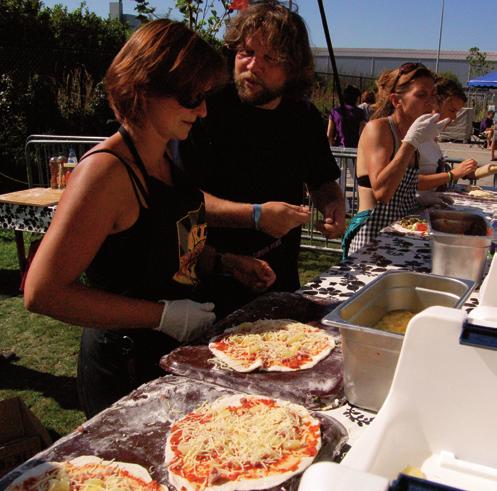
[24,19,275,417]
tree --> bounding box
[466,47,494,79]
[132,0,236,44]
[0,1,128,189]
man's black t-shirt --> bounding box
[180,85,340,303]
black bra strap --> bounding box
[79,149,151,208]
[118,126,150,178]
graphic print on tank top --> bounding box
[173,203,207,286]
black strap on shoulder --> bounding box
[118,126,150,178]
[79,148,151,208]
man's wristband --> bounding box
[447,171,454,184]
[252,203,262,230]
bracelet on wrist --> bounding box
[447,171,454,184]
[252,203,262,230]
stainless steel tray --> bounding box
[321,271,474,411]
[428,209,491,284]
[322,270,474,333]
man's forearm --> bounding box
[203,192,254,228]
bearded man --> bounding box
[180,1,345,316]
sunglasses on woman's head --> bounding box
[391,62,428,93]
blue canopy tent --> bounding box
[467,71,497,88]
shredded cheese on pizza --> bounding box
[7,461,163,491]
[209,319,335,372]
[165,395,321,491]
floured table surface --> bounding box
[0,375,348,491]
[161,292,344,410]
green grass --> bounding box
[0,229,338,440]
[0,230,85,440]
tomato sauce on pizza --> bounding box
[208,319,335,373]
[165,394,321,491]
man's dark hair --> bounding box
[224,1,314,99]
[343,85,361,105]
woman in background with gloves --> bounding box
[24,20,275,418]
[342,63,449,258]
[417,77,477,192]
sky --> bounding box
[40,0,497,53]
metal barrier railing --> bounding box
[301,146,358,253]
[23,135,356,254]
[25,134,105,187]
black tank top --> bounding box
[84,127,207,301]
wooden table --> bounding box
[0,188,62,272]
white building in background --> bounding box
[313,47,497,84]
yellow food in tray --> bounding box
[374,310,415,334]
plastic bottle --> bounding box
[64,147,78,186]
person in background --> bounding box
[491,125,497,161]
[342,63,450,259]
[418,77,477,191]
[480,110,495,149]
[358,90,376,121]
[327,84,367,147]
[180,1,345,316]
[23,20,275,418]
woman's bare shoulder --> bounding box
[359,117,392,147]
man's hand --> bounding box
[309,181,346,239]
[315,203,347,239]
[258,202,310,238]
[222,253,276,292]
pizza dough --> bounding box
[6,455,166,490]
[165,394,321,491]
[468,189,494,199]
[208,319,335,372]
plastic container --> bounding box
[63,147,78,186]
[428,209,491,285]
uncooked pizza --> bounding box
[165,394,321,491]
[208,319,335,372]
[395,216,428,235]
[6,456,166,490]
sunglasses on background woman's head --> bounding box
[391,62,428,93]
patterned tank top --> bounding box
[349,116,419,255]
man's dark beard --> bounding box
[235,77,285,106]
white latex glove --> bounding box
[155,299,215,342]
[402,113,451,150]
